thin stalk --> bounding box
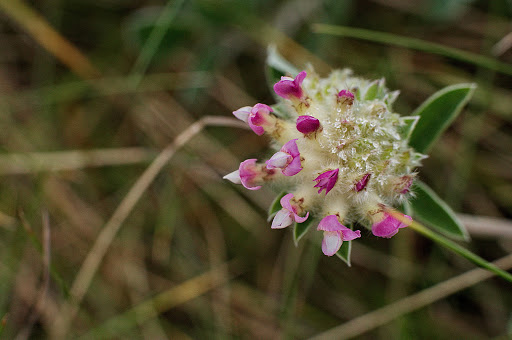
[395,214,512,283]
[312,24,512,77]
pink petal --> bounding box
[372,214,412,238]
[279,193,295,212]
[339,226,361,241]
[322,231,342,256]
[281,139,300,158]
[266,151,291,169]
[317,215,344,232]
[239,159,261,190]
[294,71,307,87]
[271,209,293,229]
[247,119,265,136]
[294,211,309,223]
[282,156,302,176]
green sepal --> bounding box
[335,224,354,266]
[293,217,315,246]
[410,181,469,241]
[409,83,476,153]
[267,191,287,221]
[398,116,420,140]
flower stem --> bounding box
[409,221,512,283]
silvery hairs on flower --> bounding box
[224,66,426,257]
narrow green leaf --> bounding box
[293,217,315,246]
[335,225,354,266]
[410,181,469,241]
[267,191,287,221]
[363,80,379,100]
[398,116,420,140]
[409,83,476,153]
[266,45,299,94]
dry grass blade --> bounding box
[0,148,155,175]
[311,253,512,340]
[51,116,246,339]
[15,210,51,340]
[0,0,100,79]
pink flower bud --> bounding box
[296,115,320,135]
[313,169,339,195]
[274,71,307,100]
[337,89,354,105]
[354,173,371,192]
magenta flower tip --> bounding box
[273,71,307,100]
[372,214,412,238]
[337,89,354,99]
[355,173,371,192]
[296,115,320,134]
[313,169,339,194]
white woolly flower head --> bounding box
[226,66,425,257]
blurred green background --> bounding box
[1,0,512,338]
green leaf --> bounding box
[410,181,469,241]
[267,191,287,221]
[409,83,476,153]
[398,116,420,140]
[265,45,299,94]
[293,217,315,246]
[335,225,354,266]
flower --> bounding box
[233,103,275,136]
[266,139,302,176]
[372,213,412,238]
[296,115,320,135]
[271,193,309,229]
[313,169,339,195]
[273,71,307,101]
[317,215,361,256]
[354,173,371,192]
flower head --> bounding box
[266,139,302,176]
[317,215,361,256]
[314,169,339,195]
[224,65,426,258]
[372,213,412,238]
[274,71,307,101]
[271,193,309,229]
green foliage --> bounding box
[267,191,287,221]
[410,181,469,241]
[409,83,476,153]
[335,226,354,266]
[293,217,314,246]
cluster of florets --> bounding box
[224,67,426,257]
